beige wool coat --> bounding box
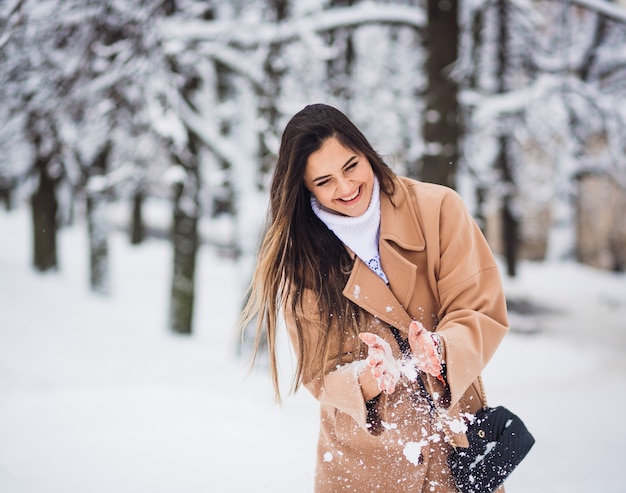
[284,177,509,493]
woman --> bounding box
[239,103,509,492]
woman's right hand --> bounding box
[359,332,401,394]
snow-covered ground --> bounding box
[1,207,625,492]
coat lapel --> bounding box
[379,179,426,313]
[342,178,427,334]
[342,256,412,332]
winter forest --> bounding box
[2,0,626,334]
[2,1,626,492]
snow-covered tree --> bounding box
[458,0,626,275]
[0,0,172,286]
[5,0,624,337]
[0,0,92,272]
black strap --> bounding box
[387,326,437,415]
[388,325,411,357]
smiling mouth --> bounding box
[339,187,360,202]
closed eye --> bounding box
[311,155,359,187]
[345,161,358,172]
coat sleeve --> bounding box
[283,289,374,433]
[428,188,509,408]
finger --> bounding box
[359,332,379,347]
[425,361,442,374]
[366,348,385,364]
[360,332,391,354]
[424,343,437,359]
[408,320,423,338]
[420,358,442,377]
[377,373,389,392]
[408,322,425,355]
[382,374,396,394]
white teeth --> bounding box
[340,188,359,201]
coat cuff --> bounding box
[315,361,372,433]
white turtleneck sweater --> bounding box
[311,177,389,284]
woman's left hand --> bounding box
[408,320,443,378]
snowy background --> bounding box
[1,206,625,493]
[2,0,626,491]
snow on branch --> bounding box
[177,94,247,169]
[189,42,265,91]
[461,75,562,126]
[160,3,425,48]
[464,72,626,146]
[570,0,626,24]
[0,0,24,50]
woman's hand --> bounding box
[408,320,443,378]
[359,332,401,394]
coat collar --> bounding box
[342,178,425,333]
[379,177,426,252]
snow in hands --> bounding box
[359,321,444,394]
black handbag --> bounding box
[447,402,535,493]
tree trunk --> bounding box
[0,178,16,211]
[467,6,486,233]
[130,190,146,245]
[497,136,518,277]
[169,176,200,335]
[259,0,290,174]
[86,142,112,294]
[326,0,356,102]
[87,193,110,294]
[421,0,460,188]
[495,0,518,277]
[162,0,203,335]
[31,163,58,271]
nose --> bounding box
[336,177,352,195]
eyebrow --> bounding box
[311,155,358,184]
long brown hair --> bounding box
[238,103,397,400]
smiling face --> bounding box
[304,136,375,217]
